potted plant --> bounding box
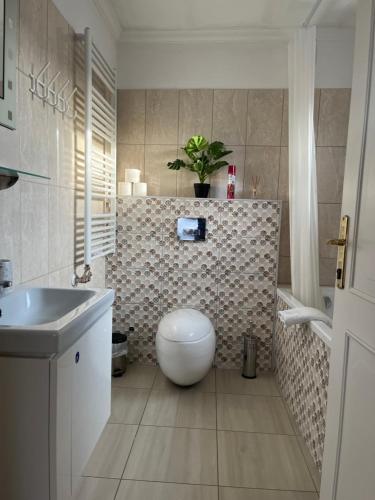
[167,135,232,198]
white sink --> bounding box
[0,287,114,355]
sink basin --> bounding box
[0,287,114,356]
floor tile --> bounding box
[297,436,322,492]
[124,426,218,485]
[109,387,149,424]
[217,393,294,434]
[142,389,216,429]
[218,431,315,491]
[216,370,280,396]
[83,424,138,479]
[73,477,119,500]
[219,487,318,500]
[117,480,218,500]
[153,367,216,392]
[111,365,157,389]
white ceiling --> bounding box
[108,0,357,33]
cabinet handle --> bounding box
[75,352,80,364]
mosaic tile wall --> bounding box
[106,196,281,369]
[274,295,331,472]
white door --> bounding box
[320,1,375,499]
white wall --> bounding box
[52,0,117,67]
[117,28,354,89]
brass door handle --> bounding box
[327,238,346,246]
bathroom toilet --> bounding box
[156,308,216,386]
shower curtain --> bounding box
[288,26,322,309]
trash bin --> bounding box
[112,332,128,377]
[242,334,257,379]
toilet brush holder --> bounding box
[242,334,257,379]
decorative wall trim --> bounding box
[274,295,330,472]
[106,196,281,369]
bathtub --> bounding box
[277,287,334,346]
[274,286,333,473]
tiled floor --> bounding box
[77,365,321,500]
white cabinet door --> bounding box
[51,345,75,500]
[71,309,112,495]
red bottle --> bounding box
[227,165,236,199]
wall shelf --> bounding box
[0,166,50,190]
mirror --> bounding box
[0,0,18,129]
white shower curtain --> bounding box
[288,26,322,309]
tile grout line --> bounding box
[215,368,220,497]
[115,370,157,492]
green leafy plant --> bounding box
[167,135,232,184]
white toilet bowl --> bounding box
[156,308,216,386]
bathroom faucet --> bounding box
[0,259,13,294]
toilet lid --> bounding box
[158,308,214,342]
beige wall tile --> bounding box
[278,256,291,285]
[117,144,145,181]
[19,0,48,74]
[48,186,74,273]
[176,169,198,198]
[21,180,49,282]
[209,146,245,199]
[281,90,289,147]
[117,90,146,145]
[244,146,280,199]
[145,145,178,196]
[48,266,74,287]
[0,125,20,171]
[213,90,248,146]
[316,147,346,203]
[48,109,75,189]
[117,481,218,500]
[18,72,48,177]
[47,1,71,81]
[280,202,290,257]
[319,258,336,287]
[317,89,351,146]
[145,90,179,145]
[0,182,21,284]
[318,203,342,259]
[278,147,289,201]
[247,90,283,146]
[178,90,213,145]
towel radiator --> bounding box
[73,28,116,285]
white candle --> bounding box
[125,168,141,183]
[118,181,132,196]
[133,182,147,196]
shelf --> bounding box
[0,166,50,190]
[0,166,50,180]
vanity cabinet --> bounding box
[0,309,112,500]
